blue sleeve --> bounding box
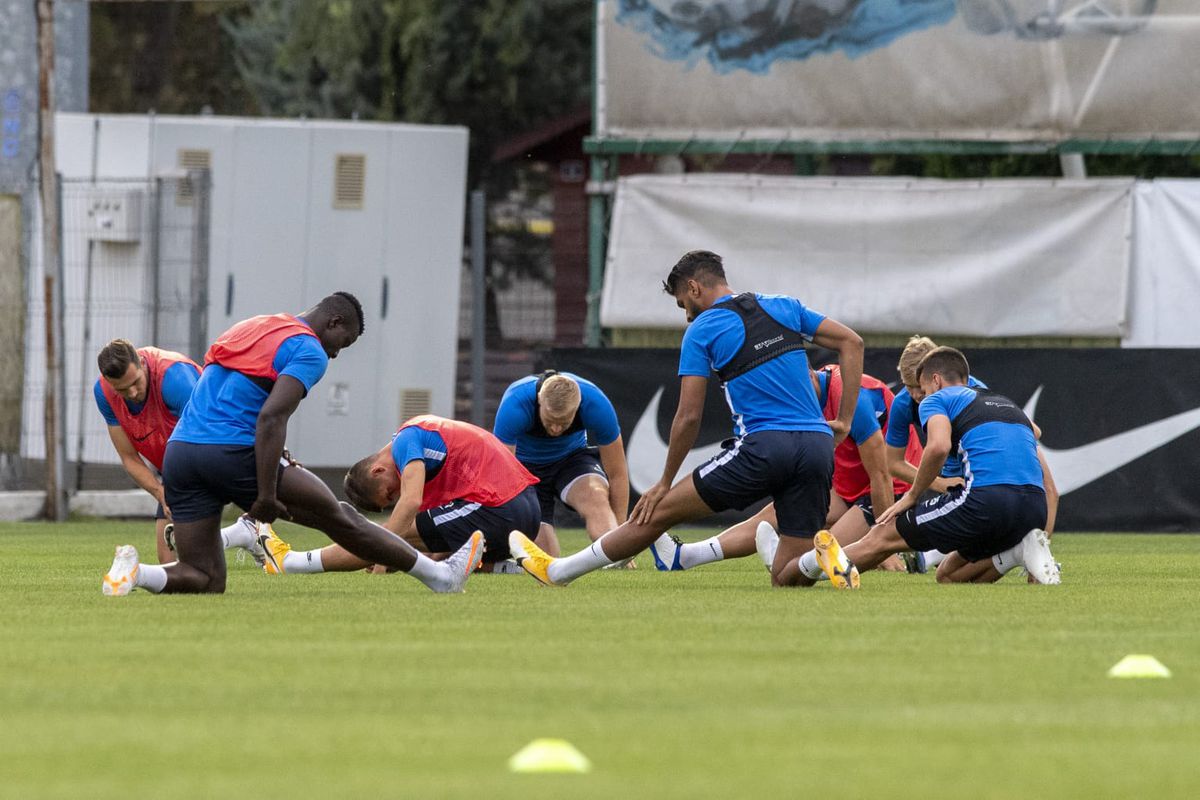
[678,316,715,377]
[273,335,329,392]
[94,379,118,426]
[849,391,882,445]
[885,390,913,448]
[578,381,621,446]
[391,428,427,469]
[967,375,988,390]
[160,362,200,418]
[760,294,826,339]
[493,382,536,444]
[918,393,952,427]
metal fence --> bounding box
[5,172,210,489]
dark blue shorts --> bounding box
[415,485,541,562]
[692,430,833,538]
[525,447,608,525]
[896,484,1047,562]
[851,492,906,526]
[162,441,289,523]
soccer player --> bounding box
[826,346,1061,586]
[508,249,865,588]
[94,339,266,564]
[648,363,913,572]
[493,370,628,558]
[257,414,543,575]
[101,294,483,596]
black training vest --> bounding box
[947,388,1034,455]
[527,370,586,438]
[712,293,808,383]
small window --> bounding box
[334,154,366,209]
[176,149,212,206]
[399,388,432,421]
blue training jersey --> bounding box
[169,328,329,446]
[679,293,828,437]
[391,427,447,480]
[918,385,1042,489]
[886,375,986,478]
[816,370,883,446]
[93,361,199,426]
[493,373,621,465]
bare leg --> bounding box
[565,475,619,542]
[770,533,818,587]
[826,492,850,526]
[714,503,778,560]
[842,520,909,572]
[159,515,227,593]
[829,508,905,572]
[154,517,173,564]
[537,522,561,557]
[595,476,715,561]
[936,552,1002,583]
[277,465,421,571]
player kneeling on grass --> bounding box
[493,370,632,566]
[829,346,1061,587]
[95,338,271,566]
[101,294,483,596]
[258,415,544,575]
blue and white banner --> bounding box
[544,346,1200,531]
[598,0,1200,142]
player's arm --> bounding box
[384,458,426,538]
[811,318,864,443]
[877,414,951,525]
[597,435,630,524]
[857,431,893,524]
[106,425,167,512]
[886,444,917,485]
[632,375,706,524]
[250,375,306,523]
[1038,446,1058,536]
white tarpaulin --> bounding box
[598,0,1200,142]
[1125,181,1200,347]
[601,174,1133,337]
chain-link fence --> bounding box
[2,172,210,490]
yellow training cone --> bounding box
[1108,654,1171,679]
[508,738,592,774]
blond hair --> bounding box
[897,335,938,386]
[538,374,581,415]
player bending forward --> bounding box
[821,347,1061,587]
[258,415,544,575]
[101,293,482,596]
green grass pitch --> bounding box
[1,520,1198,799]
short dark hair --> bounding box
[662,250,727,295]
[343,454,383,513]
[97,339,140,379]
[916,346,970,384]
[318,291,365,336]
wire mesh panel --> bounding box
[18,174,210,476]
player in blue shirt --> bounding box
[102,293,483,597]
[493,371,628,560]
[509,249,866,588]
[834,347,1061,586]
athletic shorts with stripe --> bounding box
[162,441,293,522]
[895,484,1047,562]
[524,447,608,526]
[691,429,833,538]
[415,484,541,562]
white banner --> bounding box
[1125,181,1200,347]
[601,174,1133,337]
[599,0,1200,142]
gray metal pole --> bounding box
[469,189,486,427]
[149,177,163,343]
[74,118,101,491]
[188,169,211,362]
[37,0,67,520]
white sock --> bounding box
[136,563,168,593]
[220,517,256,550]
[680,536,724,570]
[923,549,947,568]
[406,551,452,591]
[547,538,615,584]
[798,549,824,580]
[283,549,325,574]
[992,545,1022,575]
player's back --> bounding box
[919,386,1042,489]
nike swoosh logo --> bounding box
[1025,385,1200,494]
[626,388,726,495]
